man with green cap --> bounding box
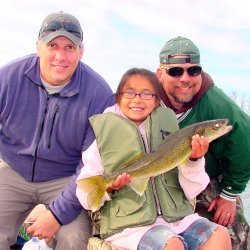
[157,36,250,249]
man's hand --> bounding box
[208,196,236,226]
[26,209,60,243]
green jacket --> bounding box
[178,84,250,197]
[89,106,194,238]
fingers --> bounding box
[26,222,45,239]
[208,199,216,212]
[228,212,235,225]
[25,211,59,243]
[213,210,235,226]
[26,216,36,223]
[32,232,42,239]
[211,197,236,226]
[27,228,52,242]
[26,224,34,235]
[224,211,235,225]
[190,134,209,159]
[110,173,131,190]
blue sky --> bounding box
[1,0,249,97]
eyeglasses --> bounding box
[39,19,83,40]
[160,65,202,77]
[120,91,157,100]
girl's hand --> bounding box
[189,134,209,160]
[107,173,131,192]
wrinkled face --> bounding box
[36,36,83,86]
[157,60,202,109]
[118,75,159,126]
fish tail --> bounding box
[77,175,107,212]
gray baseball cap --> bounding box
[159,36,200,64]
[38,11,83,45]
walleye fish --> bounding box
[77,119,232,212]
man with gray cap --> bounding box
[0,11,114,249]
[157,36,250,249]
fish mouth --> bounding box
[225,124,233,133]
[223,119,233,134]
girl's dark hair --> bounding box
[115,68,164,103]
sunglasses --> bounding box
[39,19,83,40]
[160,65,202,77]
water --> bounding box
[241,182,250,224]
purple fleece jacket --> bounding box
[0,54,114,224]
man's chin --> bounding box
[174,96,193,105]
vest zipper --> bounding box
[151,177,162,215]
[159,174,179,210]
[145,120,162,216]
[31,94,50,181]
[48,104,60,148]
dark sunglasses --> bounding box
[39,19,83,40]
[160,65,202,77]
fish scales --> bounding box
[77,119,233,212]
[105,124,196,180]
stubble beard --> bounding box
[173,94,193,104]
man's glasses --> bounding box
[39,19,83,40]
[120,91,157,100]
[160,65,202,77]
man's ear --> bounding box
[156,68,162,78]
[156,68,163,83]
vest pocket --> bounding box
[156,169,194,222]
[110,186,147,216]
[100,186,157,238]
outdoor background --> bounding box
[0,0,249,222]
[1,0,250,97]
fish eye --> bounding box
[214,123,221,130]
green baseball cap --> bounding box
[159,36,200,64]
[38,11,83,45]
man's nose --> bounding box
[55,49,66,60]
[180,70,191,81]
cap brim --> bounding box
[40,30,81,45]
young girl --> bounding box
[77,68,231,250]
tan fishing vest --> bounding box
[89,106,194,239]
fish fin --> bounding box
[128,178,149,196]
[76,176,107,212]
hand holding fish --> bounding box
[77,119,232,212]
[189,135,209,161]
[107,173,131,192]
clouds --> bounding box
[0,0,249,95]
